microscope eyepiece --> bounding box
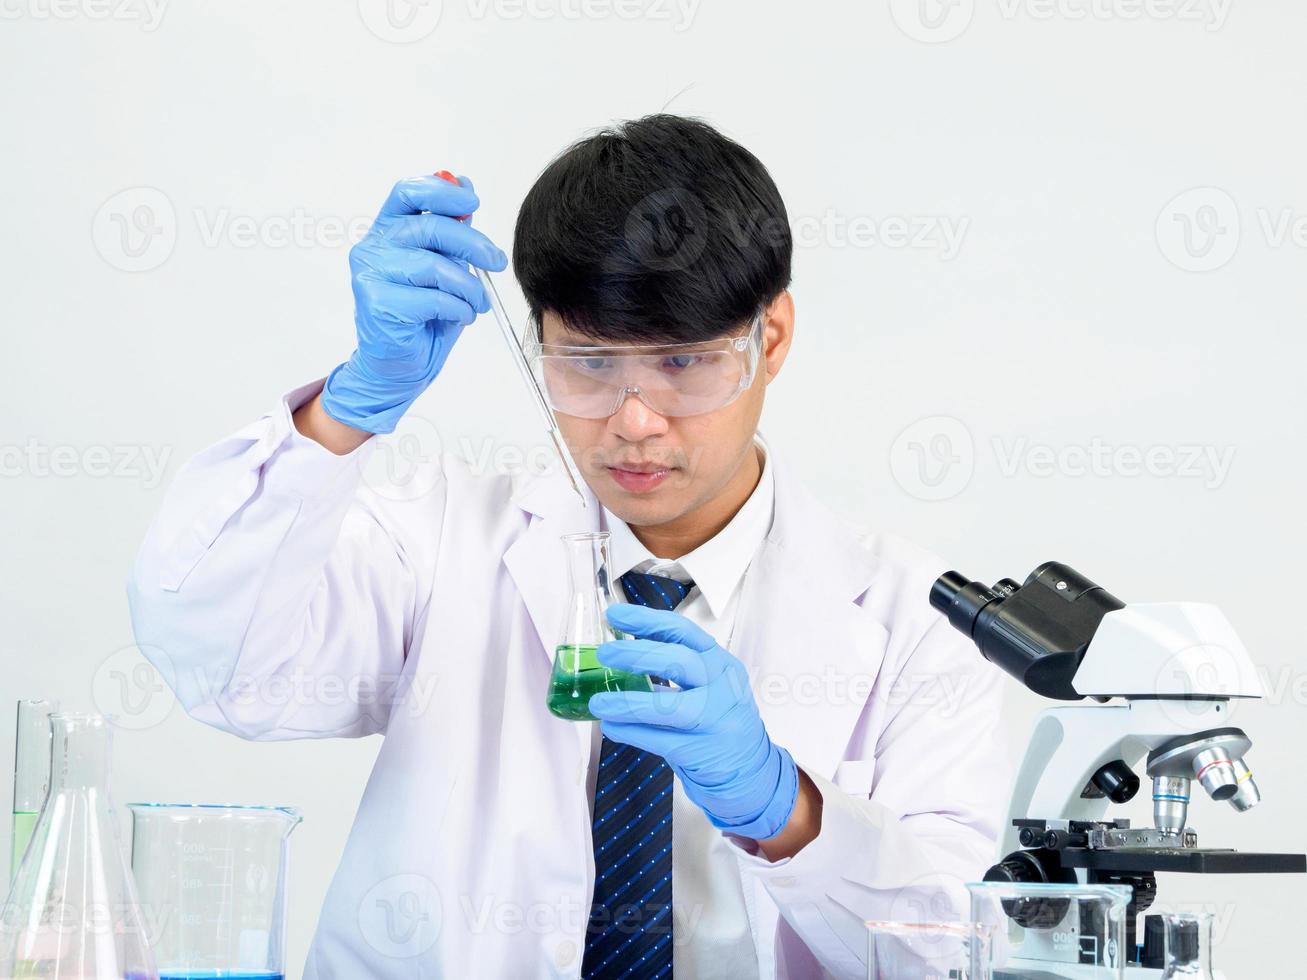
[928,570,971,614]
[930,563,1125,700]
[929,570,1005,636]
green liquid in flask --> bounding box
[546,644,651,721]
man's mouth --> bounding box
[606,462,675,493]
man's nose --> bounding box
[606,388,670,441]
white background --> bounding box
[2,0,1305,975]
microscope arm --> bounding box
[1002,700,1229,855]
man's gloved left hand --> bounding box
[588,603,800,842]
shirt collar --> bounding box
[603,440,775,619]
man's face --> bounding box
[541,294,793,529]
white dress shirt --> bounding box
[596,442,774,980]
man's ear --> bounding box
[762,290,795,384]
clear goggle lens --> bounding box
[529,315,763,420]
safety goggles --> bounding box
[525,314,765,419]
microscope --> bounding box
[930,562,1305,974]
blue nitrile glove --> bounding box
[320,174,509,434]
[589,604,800,841]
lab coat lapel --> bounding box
[503,472,602,765]
[503,471,601,664]
[734,460,888,783]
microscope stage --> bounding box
[1059,847,1306,874]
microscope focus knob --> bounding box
[985,857,1038,884]
[1091,760,1140,804]
[984,849,1064,885]
[984,850,1075,929]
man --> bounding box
[128,114,1007,979]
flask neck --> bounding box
[565,533,615,600]
[48,713,114,793]
[561,531,618,646]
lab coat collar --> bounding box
[602,443,775,619]
[504,451,888,782]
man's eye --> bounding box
[663,354,701,371]
[578,357,612,372]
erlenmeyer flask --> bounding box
[546,531,652,721]
[0,713,158,979]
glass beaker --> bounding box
[10,698,58,881]
[1159,912,1216,979]
[128,804,301,980]
[866,920,992,979]
[546,531,651,721]
[0,712,159,979]
[968,881,1131,979]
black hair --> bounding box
[513,114,792,344]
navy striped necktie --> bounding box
[581,570,691,979]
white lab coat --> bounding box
[127,382,1010,980]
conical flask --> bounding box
[0,713,158,979]
[546,531,652,721]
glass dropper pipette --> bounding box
[435,170,587,507]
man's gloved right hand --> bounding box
[321,174,509,434]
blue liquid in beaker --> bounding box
[154,974,284,979]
